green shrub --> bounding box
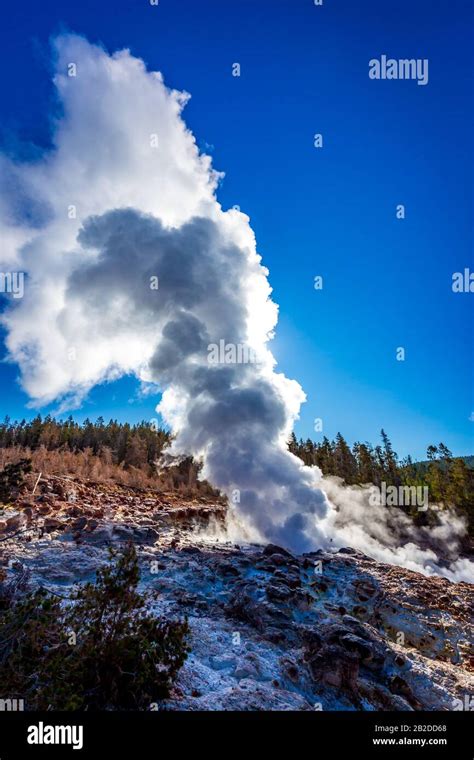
[0,544,190,710]
[0,458,32,503]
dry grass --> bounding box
[0,445,225,501]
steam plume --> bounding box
[0,35,472,581]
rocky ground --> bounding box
[1,474,473,711]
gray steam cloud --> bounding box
[0,35,472,581]
[70,209,330,553]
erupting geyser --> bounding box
[0,35,472,581]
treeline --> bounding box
[0,415,171,468]
[0,416,223,497]
[289,429,474,535]
[0,417,472,533]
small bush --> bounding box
[0,544,190,710]
[0,458,32,503]
[0,564,29,612]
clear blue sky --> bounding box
[0,0,473,460]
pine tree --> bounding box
[380,429,400,485]
[334,433,357,483]
[353,442,376,483]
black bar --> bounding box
[0,711,472,758]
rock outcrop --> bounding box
[0,474,472,711]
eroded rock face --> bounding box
[0,475,472,711]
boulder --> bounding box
[71,516,88,532]
[6,513,26,532]
[262,543,294,559]
[44,517,64,532]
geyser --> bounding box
[0,34,472,581]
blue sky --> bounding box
[0,0,472,460]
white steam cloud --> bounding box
[0,35,472,581]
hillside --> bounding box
[1,468,473,711]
